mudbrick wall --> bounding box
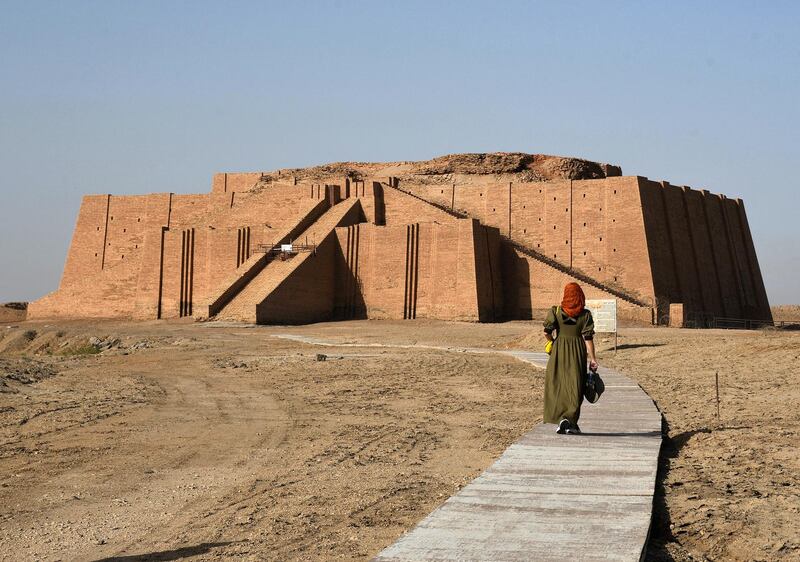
[333,219,502,322]
[29,154,771,325]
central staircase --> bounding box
[213,198,362,323]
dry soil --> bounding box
[1,318,798,561]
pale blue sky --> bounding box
[1,1,798,304]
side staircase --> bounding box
[213,198,362,323]
[382,181,652,309]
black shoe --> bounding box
[556,419,570,434]
[567,424,582,435]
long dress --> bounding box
[543,306,595,425]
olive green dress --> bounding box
[543,306,595,425]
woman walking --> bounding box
[543,282,598,434]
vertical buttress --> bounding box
[403,224,419,319]
[180,230,186,316]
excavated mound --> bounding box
[258,152,621,184]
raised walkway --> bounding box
[274,336,662,561]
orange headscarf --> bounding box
[560,282,585,318]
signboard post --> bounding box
[585,299,618,353]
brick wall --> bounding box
[333,219,491,321]
[211,172,264,194]
[31,167,770,326]
[638,179,771,323]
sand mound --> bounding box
[0,302,27,323]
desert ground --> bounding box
[1,315,798,561]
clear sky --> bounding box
[1,1,798,305]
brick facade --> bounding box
[29,157,772,326]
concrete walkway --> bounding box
[273,336,662,561]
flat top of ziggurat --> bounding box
[253,152,622,184]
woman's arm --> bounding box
[544,331,555,342]
[585,338,598,371]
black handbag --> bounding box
[584,369,605,403]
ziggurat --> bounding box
[30,153,772,326]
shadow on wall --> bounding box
[336,268,368,320]
[372,182,386,226]
[501,244,532,320]
[333,239,368,320]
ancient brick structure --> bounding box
[29,153,772,326]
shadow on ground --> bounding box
[614,343,666,351]
[92,542,234,562]
[645,415,683,561]
[645,416,751,561]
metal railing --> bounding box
[254,242,317,258]
[683,312,799,330]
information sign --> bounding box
[585,299,618,351]
[585,299,617,332]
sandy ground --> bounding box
[602,328,800,562]
[0,320,540,561]
[1,318,798,561]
